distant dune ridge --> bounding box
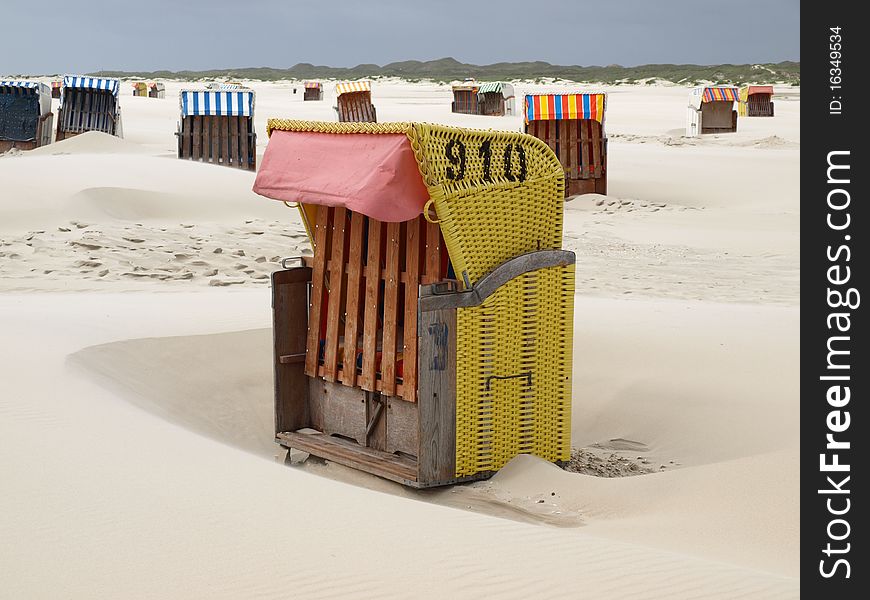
[8,57,800,85]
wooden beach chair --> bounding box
[303,81,323,101]
[686,86,739,136]
[0,81,54,152]
[476,82,515,116]
[739,86,774,117]
[148,83,166,99]
[56,75,123,141]
[451,82,479,114]
[254,121,575,487]
[335,82,377,123]
[524,93,608,196]
[176,87,256,170]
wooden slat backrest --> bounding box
[338,92,376,123]
[526,118,605,181]
[60,89,117,135]
[179,116,253,169]
[303,206,446,401]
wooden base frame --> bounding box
[271,249,575,487]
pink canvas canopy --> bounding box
[253,130,430,223]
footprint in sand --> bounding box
[208,278,245,287]
[592,438,650,452]
[70,241,102,251]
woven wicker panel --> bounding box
[265,120,565,287]
[454,264,574,477]
[414,125,564,287]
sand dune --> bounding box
[66,294,799,575]
[1,80,799,598]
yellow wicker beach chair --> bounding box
[257,120,575,487]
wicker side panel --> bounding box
[454,263,574,477]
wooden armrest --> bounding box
[419,250,576,311]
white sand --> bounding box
[1,80,799,598]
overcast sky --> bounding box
[4,0,799,74]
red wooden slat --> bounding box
[341,212,365,387]
[402,217,421,402]
[305,206,331,377]
[380,221,401,397]
[360,219,383,390]
[323,207,347,381]
[423,220,442,284]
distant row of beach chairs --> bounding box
[1,75,775,196]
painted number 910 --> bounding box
[445,139,528,183]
